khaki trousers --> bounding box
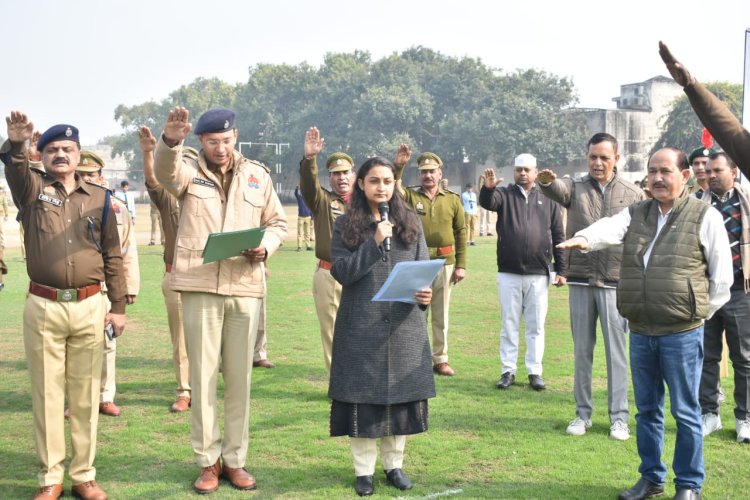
[253,297,268,362]
[464,213,477,241]
[350,436,406,476]
[162,272,190,397]
[181,292,261,468]
[429,264,454,365]
[312,265,342,372]
[99,296,116,402]
[24,292,105,485]
[297,216,312,249]
[150,211,163,244]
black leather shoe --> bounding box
[618,477,665,500]
[673,489,701,500]
[528,374,546,391]
[355,475,373,496]
[385,468,412,490]
[496,372,515,389]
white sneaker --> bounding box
[609,420,630,441]
[702,413,722,437]
[736,418,750,443]
[566,417,592,436]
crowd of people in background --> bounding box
[1,41,749,500]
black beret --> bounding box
[194,108,236,135]
[37,124,80,152]
[688,146,718,164]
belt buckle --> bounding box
[57,288,77,302]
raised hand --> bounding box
[483,168,503,189]
[658,41,694,88]
[5,111,34,143]
[29,130,42,160]
[537,169,557,185]
[139,126,157,153]
[163,107,192,145]
[304,127,325,158]
[394,143,412,167]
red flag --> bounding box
[701,128,714,149]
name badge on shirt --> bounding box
[193,177,217,189]
[38,193,63,207]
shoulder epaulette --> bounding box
[243,158,271,173]
[443,189,460,196]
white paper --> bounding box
[372,259,446,303]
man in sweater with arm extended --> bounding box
[538,133,644,440]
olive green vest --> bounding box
[617,192,711,335]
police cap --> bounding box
[326,152,354,172]
[417,152,443,170]
[76,150,105,172]
[37,124,80,152]
[688,146,718,164]
[194,108,236,135]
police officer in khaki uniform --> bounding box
[2,114,126,500]
[395,150,467,376]
[76,151,140,418]
[140,127,192,412]
[299,126,356,372]
[154,107,287,494]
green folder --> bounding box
[202,227,266,264]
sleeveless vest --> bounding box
[617,192,710,335]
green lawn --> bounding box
[0,237,748,499]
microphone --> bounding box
[378,202,391,253]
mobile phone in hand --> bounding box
[105,323,115,341]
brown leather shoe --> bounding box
[433,363,455,376]
[252,359,275,369]
[99,402,120,417]
[194,461,221,494]
[170,396,191,413]
[71,480,107,500]
[34,484,63,500]
[222,465,257,490]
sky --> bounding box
[2,0,749,145]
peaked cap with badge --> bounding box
[326,152,354,173]
[76,151,106,172]
[194,108,236,135]
[417,152,443,170]
[37,124,80,152]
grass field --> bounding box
[1,215,749,499]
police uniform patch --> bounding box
[193,177,217,189]
[38,193,63,207]
[65,127,73,137]
[247,174,260,189]
[415,201,426,215]
[330,199,344,216]
[224,120,230,129]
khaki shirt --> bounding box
[111,195,140,295]
[299,157,348,263]
[154,139,287,297]
[146,181,180,266]
[0,140,127,313]
[395,164,467,268]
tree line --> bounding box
[103,46,740,191]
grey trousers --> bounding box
[569,285,629,423]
